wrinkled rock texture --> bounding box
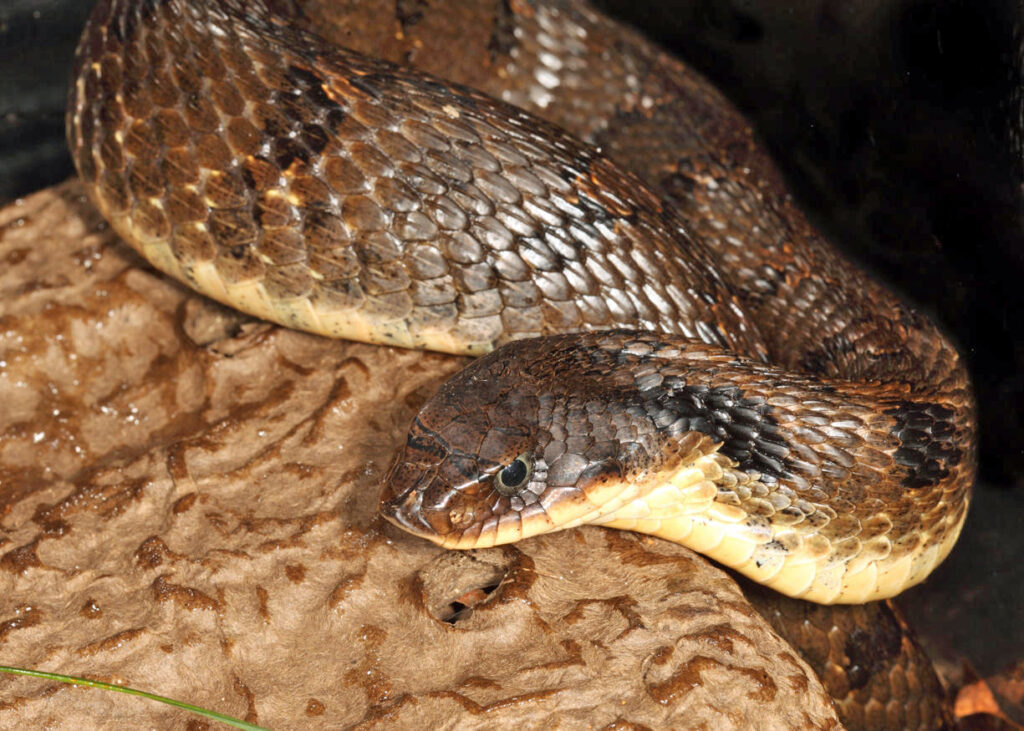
[0,184,841,728]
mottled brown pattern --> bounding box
[70,0,763,353]
[64,0,973,727]
[745,581,954,730]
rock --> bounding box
[0,182,839,728]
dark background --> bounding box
[2,0,1021,678]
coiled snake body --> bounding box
[69,0,974,608]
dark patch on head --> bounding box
[677,385,790,480]
[636,372,792,480]
[474,333,795,484]
[843,617,902,691]
[884,401,961,489]
[487,0,518,61]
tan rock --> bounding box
[0,183,839,728]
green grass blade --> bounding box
[0,666,271,730]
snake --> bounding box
[68,0,975,612]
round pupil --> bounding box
[499,458,528,488]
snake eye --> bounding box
[493,454,532,495]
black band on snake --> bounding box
[67,0,975,606]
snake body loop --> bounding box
[68,0,975,604]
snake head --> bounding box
[380,335,639,549]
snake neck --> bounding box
[382,331,973,603]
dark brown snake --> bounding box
[67,0,975,724]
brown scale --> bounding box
[67,1,974,728]
[72,0,773,355]
[743,581,953,729]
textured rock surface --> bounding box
[0,183,840,728]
